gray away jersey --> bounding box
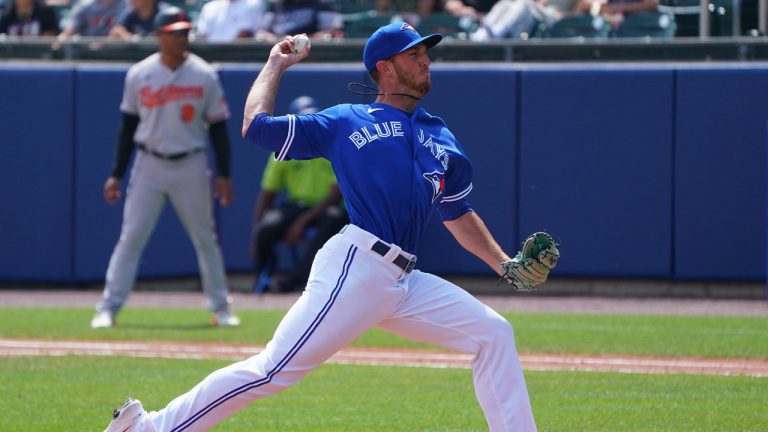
[121,53,230,154]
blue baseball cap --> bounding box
[363,22,443,73]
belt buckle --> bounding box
[404,256,417,273]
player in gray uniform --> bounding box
[91,7,239,329]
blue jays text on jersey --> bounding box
[245,102,474,254]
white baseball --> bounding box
[292,35,310,54]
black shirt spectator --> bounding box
[258,0,343,41]
[376,0,443,25]
[444,0,497,18]
[0,0,60,35]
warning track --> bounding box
[2,338,767,377]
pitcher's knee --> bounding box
[469,314,518,366]
[483,312,516,345]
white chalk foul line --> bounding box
[1,339,766,377]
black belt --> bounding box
[371,240,417,273]
[138,144,203,161]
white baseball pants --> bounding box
[97,151,231,315]
[138,224,536,431]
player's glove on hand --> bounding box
[500,232,560,291]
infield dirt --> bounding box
[2,288,766,377]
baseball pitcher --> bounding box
[102,23,559,432]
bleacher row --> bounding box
[31,0,763,39]
[348,0,762,39]
[343,3,672,39]
[339,0,761,38]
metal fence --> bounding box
[2,35,768,63]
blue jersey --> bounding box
[245,102,473,254]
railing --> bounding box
[2,35,768,63]
[762,0,768,33]
[695,0,767,37]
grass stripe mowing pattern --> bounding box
[1,356,766,431]
[1,308,766,359]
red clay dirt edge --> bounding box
[2,338,767,377]
[2,289,767,377]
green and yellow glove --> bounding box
[501,232,560,291]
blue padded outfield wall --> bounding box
[0,66,75,280]
[0,63,765,282]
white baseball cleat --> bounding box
[211,310,241,327]
[103,398,145,432]
[91,311,115,329]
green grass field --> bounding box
[2,307,767,358]
[1,307,767,431]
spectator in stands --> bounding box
[376,0,442,26]
[0,0,60,35]
[194,0,265,42]
[108,0,168,40]
[257,0,342,41]
[574,0,659,26]
[443,0,497,20]
[469,0,578,39]
[57,0,126,39]
[251,96,348,293]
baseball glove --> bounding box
[500,232,560,291]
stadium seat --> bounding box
[708,0,760,36]
[343,11,395,38]
[163,0,188,10]
[657,0,702,36]
[253,256,278,294]
[544,14,612,38]
[339,0,377,15]
[252,227,317,294]
[46,0,76,29]
[164,0,207,23]
[52,5,72,30]
[614,12,677,37]
[416,12,478,39]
